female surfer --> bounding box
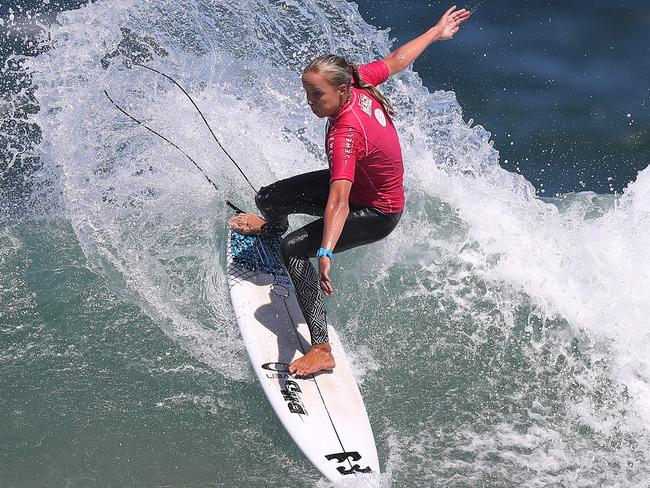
[230,6,471,376]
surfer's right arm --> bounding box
[382,5,471,76]
[318,179,352,296]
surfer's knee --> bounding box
[255,186,272,212]
[280,233,298,266]
[255,181,287,211]
[280,230,312,267]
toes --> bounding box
[229,215,243,225]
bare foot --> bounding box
[229,213,267,235]
[289,343,336,376]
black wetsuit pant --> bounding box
[255,170,402,345]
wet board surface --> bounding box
[226,229,380,485]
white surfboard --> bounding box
[226,229,380,485]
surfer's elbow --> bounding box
[382,53,405,76]
[326,197,350,218]
[330,198,349,209]
[328,179,352,209]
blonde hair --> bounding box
[304,54,396,117]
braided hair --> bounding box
[304,54,396,117]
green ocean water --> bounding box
[0,220,324,487]
[3,214,649,486]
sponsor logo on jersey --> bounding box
[359,93,373,117]
[374,107,387,127]
[344,135,354,154]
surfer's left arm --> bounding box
[382,5,471,76]
[319,179,352,296]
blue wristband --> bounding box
[316,247,333,260]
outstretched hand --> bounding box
[434,5,471,40]
[318,257,333,296]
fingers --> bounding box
[319,271,333,295]
[445,5,457,17]
[442,5,470,24]
[450,8,470,23]
[320,276,333,295]
[447,7,470,37]
[318,257,333,295]
[320,281,331,295]
[456,10,471,23]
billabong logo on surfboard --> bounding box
[325,451,372,475]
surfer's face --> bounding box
[302,71,348,118]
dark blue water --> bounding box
[356,0,650,195]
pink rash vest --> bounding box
[326,60,405,214]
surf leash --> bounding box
[132,63,258,195]
[103,89,221,192]
[103,90,245,214]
